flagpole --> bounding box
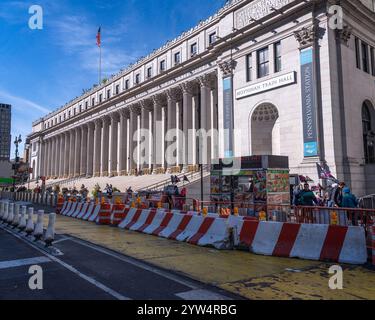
[99,44,102,85]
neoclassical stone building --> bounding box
[27,0,375,196]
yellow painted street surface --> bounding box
[49,215,375,300]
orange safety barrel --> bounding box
[111,204,128,226]
[97,203,112,225]
[56,196,65,214]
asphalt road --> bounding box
[0,227,238,300]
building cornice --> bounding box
[34,0,316,125]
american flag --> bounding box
[316,163,339,183]
[96,27,101,47]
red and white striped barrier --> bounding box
[65,202,78,217]
[82,203,96,220]
[59,201,68,215]
[88,205,101,222]
[143,211,174,235]
[71,203,83,218]
[229,216,367,265]
[188,216,230,249]
[117,209,231,249]
[118,208,143,230]
[61,202,72,215]
[127,208,158,231]
[77,203,90,219]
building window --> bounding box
[174,52,181,65]
[274,41,282,73]
[362,41,369,73]
[355,37,361,69]
[147,67,152,78]
[362,102,375,163]
[92,98,95,106]
[99,94,102,103]
[79,105,82,113]
[371,47,375,76]
[85,101,88,109]
[246,53,252,82]
[107,89,111,99]
[160,60,166,72]
[125,79,130,90]
[191,42,197,57]
[209,32,217,45]
[68,111,71,118]
[135,74,140,84]
[257,47,269,78]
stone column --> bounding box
[119,109,129,176]
[211,85,219,160]
[64,132,70,177]
[69,129,75,177]
[101,116,110,176]
[80,125,88,176]
[140,101,151,172]
[59,134,65,178]
[166,89,178,171]
[48,138,53,178]
[193,95,200,166]
[129,106,140,174]
[181,82,194,171]
[74,128,81,177]
[43,139,48,177]
[199,75,212,166]
[54,136,60,178]
[93,119,102,177]
[110,113,119,176]
[86,122,95,177]
[152,95,164,173]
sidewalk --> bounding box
[44,210,375,300]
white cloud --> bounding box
[0,89,50,114]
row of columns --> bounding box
[39,74,219,179]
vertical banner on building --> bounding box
[300,48,319,157]
[223,77,234,158]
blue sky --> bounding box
[0,0,225,158]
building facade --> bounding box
[27,0,375,196]
[0,104,11,161]
[0,103,12,179]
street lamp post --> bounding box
[13,135,22,192]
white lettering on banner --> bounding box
[235,0,295,29]
[235,72,296,99]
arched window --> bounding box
[362,102,375,163]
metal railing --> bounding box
[46,175,87,189]
[360,194,375,209]
[139,165,210,192]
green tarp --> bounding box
[0,177,14,185]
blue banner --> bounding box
[300,48,319,157]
